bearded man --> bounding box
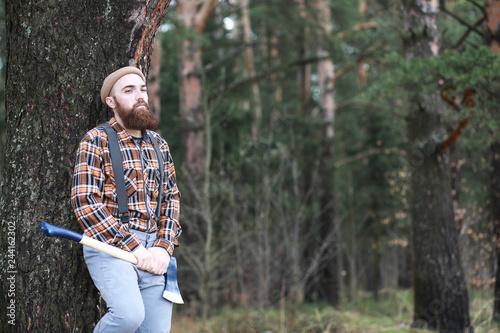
[71,66,181,333]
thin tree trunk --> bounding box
[269,32,283,102]
[298,0,318,304]
[0,1,170,332]
[296,0,310,116]
[402,1,472,331]
[149,36,162,133]
[491,142,500,319]
[176,0,217,320]
[240,0,262,140]
[177,0,217,179]
[316,0,340,307]
[347,171,358,303]
[485,0,500,320]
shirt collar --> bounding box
[109,117,148,142]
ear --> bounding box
[105,96,116,109]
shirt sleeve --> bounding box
[71,131,141,252]
[153,139,182,256]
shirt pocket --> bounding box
[144,165,161,212]
[123,168,139,198]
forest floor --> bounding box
[171,289,500,332]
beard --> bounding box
[115,99,160,131]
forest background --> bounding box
[1,0,500,332]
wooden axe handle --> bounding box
[41,221,137,263]
[80,235,138,264]
[41,221,184,304]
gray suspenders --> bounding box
[101,123,185,305]
[101,122,164,223]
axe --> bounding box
[40,221,184,304]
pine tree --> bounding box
[402,1,473,331]
[0,1,171,331]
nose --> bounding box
[136,90,148,102]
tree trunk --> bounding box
[240,0,262,140]
[402,1,472,331]
[316,0,340,307]
[269,32,283,103]
[296,0,310,117]
[0,1,170,331]
[149,36,163,133]
[491,142,500,319]
[177,0,217,179]
[176,0,217,319]
[485,0,500,320]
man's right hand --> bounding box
[132,245,155,272]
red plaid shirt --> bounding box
[71,118,181,255]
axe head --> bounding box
[163,257,184,304]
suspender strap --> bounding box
[101,122,165,224]
[102,122,130,224]
[147,130,164,219]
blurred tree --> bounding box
[402,0,472,331]
[156,1,498,324]
[177,0,217,179]
[176,0,218,320]
[149,37,163,130]
[314,0,340,307]
[0,0,171,331]
[0,0,5,184]
[240,0,262,140]
[485,0,500,320]
[296,0,310,117]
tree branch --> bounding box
[452,17,485,50]
[439,1,484,38]
[208,56,327,103]
[336,21,381,39]
[439,118,469,155]
[335,148,406,168]
[330,41,387,86]
[467,0,484,12]
[208,41,387,104]
[204,44,248,73]
[195,0,217,34]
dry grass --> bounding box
[171,289,500,333]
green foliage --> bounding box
[380,46,500,96]
[156,0,500,315]
[0,0,496,323]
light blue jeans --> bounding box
[83,230,173,333]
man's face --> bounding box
[108,74,159,131]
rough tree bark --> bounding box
[485,0,500,320]
[0,1,170,332]
[402,1,472,331]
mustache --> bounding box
[134,99,149,109]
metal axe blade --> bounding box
[163,257,184,304]
[41,222,184,304]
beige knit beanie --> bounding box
[100,66,146,104]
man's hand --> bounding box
[148,247,171,275]
[132,245,155,272]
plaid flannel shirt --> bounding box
[71,118,181,255]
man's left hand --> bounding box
[148,247,171,275]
